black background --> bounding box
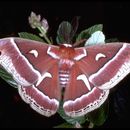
[0,0,130,128]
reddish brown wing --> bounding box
[77,43,130,90]
[63,42,130,117]
[0,37,61,117]
[63,63,109,117]
[18,62,61,117]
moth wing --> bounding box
[63,42,130,117]
[18,62,61,117]
[0,37,61,117]
[63,63,109,117]
[76,43,130,90]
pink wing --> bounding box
[63,63,109,117]
[18,62,60,117]
[78,43,130,90]
[63,42,130,117]
[0,37,61,117]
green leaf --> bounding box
[76,24,103,41]
[58,102,86,125]
[87,100,109,127]
[70,16,80,39]
[56,35,65,44]
[18,32,45,42]
[56,21,73,44]
[54,122,74,128]
[0,67,18,88]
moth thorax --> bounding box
[59,44,75,59]
[59,59,74,68]
[59,70,70,88]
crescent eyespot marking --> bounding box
[95,53,106,61]
[77,74,91,91]
[36,72,52,86]
[29,50,39,57]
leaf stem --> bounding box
[73,39,87,47]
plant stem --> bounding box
[37,26,52,44]
[73,39,87,47]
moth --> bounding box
[0,37,130,117]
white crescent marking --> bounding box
[29,50,38,57]
[36,72,52,86]
[77,74,91,91]
[95,53,106,61]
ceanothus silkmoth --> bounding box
[0,35,130,117]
